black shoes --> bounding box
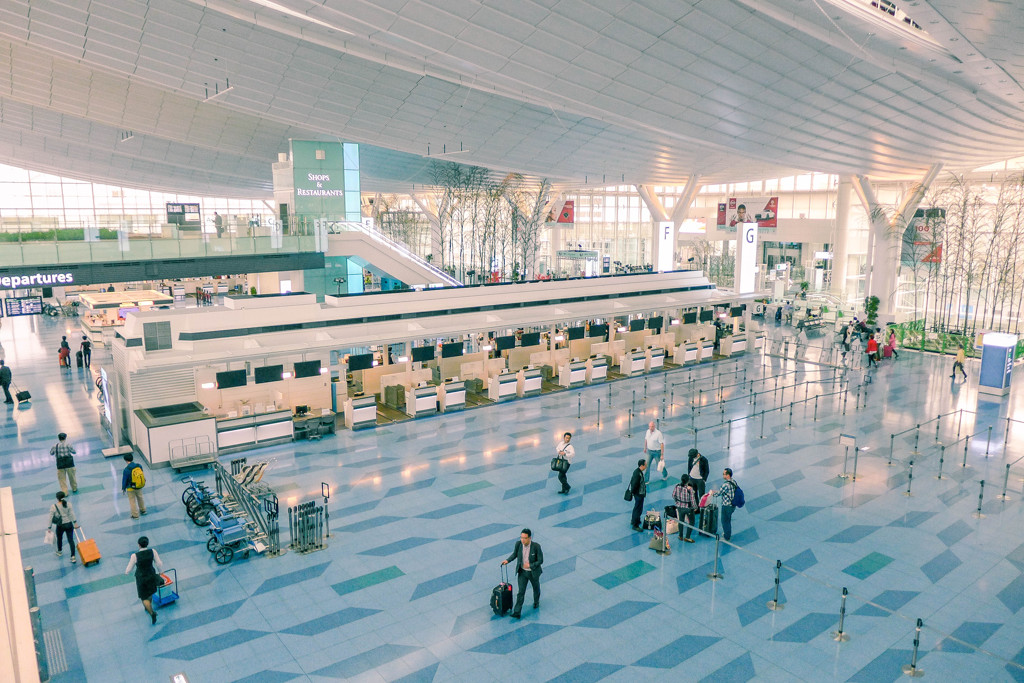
[533,602,539,609]
[511,613,521,619]
[150,611,157,625]
[631,525,642,532]
[558,487,570,495]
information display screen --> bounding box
[441,342,464,358]
[683,312,698,325]
[294,360,322,378]
[411,346,435,362]
[4,296,43,317]
[347,353,374,371]
[216,370,247,389]
[629,319,645,332]
[589,324,607,338]
[494,335,516,351]
[699,310,714,323]
[730,306,744,317]
[648,316,663,330]
[254,364,284,384]
[567,326,585,340]
[520,332,541,347]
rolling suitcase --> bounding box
[76,350,84,367]
[13,384,30,403]
[883,344,893,359]
[491,565,513,616]
[75,528,101,567]
[699,503,718,537]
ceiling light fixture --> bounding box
[243,0,353,36]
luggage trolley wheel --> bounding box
[214,545,234,565]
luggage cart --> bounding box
[153,568,179,608]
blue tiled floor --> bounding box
[5,315,1024,681]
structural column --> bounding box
[832,177,852,300]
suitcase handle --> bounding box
[74,527,86,543]
[500,562,509,584]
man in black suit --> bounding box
[628,460,647,531]
[502,528,543,619]
[0,360,12,403]
[686,448,710,500]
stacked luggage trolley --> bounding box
[179,458,282,565]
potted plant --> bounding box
[865,295,880,326]
[799,281,809,298]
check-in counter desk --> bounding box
[674,342,700,365]
[751,331,766,350]
[620,350,646,375]
[720,336,748,356]
[405,385,438,417]
[438,380,466,412]
[132,402,218,468]
[697,339,716,361]
[558,359,588,387]
[517,368,543,397]
[646,347,666,371]
[217,409,293,454]
[488,372,518,402]
[586,357,608,383]
[345,395,378,430]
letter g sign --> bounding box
[745,227,755,243]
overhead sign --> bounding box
[4,296,43,316]
[717,197,778,232]
[166,203,201,226]
[735,222,758,294]
[0,272,74,289]
[556,249,598,260]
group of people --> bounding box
[57,335,92,369]
[44,433,160,624]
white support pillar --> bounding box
[669,175,702,225]
[833,177,852,301]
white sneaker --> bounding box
[55,550,62,557]
[70,555,77,563]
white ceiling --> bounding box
[0,0,1022,196]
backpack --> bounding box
[130,464,146,489]
[732,483,745,508]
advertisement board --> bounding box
[901,207,944,270]
[717,197,778,232]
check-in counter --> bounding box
[674,342,700,365]
[697,339,715,361]
[132,402,217,468]
[488,372,518,402]
[517,368,543,397]
[720,336,748,356]
[345,395,377,430]
[751,331,766,350]
[216,409,293,454]
[558,359,587,387]
[586,356,608,383]
[405,385,438,417]
[620,350,646,375]
[646,347,666,371]
[438,380,466,412]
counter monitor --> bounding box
[441,342,464,358]
[648,316,663,330]
[683,312,698,325]
[629,319,645,332]
[254,364,284,384]
[730,306,744,317]
[699,310,714,323]
[411,346,435,362]
[294,360,321,378]
[215,370,247,389]
[347,353,374,371]
[567,326,585,340]
[520,332,541,347]
[494,335,516,351]
[588,324,608,338]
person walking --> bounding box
[712,468,739,542]
[952,346,967,380]
[80,336,92,368]
[125,536,164,624]
[48,491,79,562]
[50,432,78,494]
[501,528,543,619]
[672,475,698,543]
[686,448,709,500]
[555,432,574,495]
[0,359,12,403]
[866,333,878,368]
[121,453,148,519]
[887,329,899,360]
[642,421,668,482]
[627,460,647,531]
[842,323,852,362]
[214,212,224,237]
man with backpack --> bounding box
[50,432,78,494]
[121,453,148,519]
[712,468,744,542]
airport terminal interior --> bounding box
[3,1,1024,682]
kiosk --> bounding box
[488,372,518,402]
[978,333,1017,397]
[620,350,646,376]
[646,347,666,371]
[438,379,466,412]
[345,395,377,430]
[405,384,438,417]
[517,367,543,397]
[79,289,174,347]
[131,402,217,468]
[697,339,716,361]
[558,359,587,387]
[586,356,608,383]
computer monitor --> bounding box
[441,342,464,358]
[215,370,246,389]
[254,364,284,384]
[730,306,744,318]
[521,332,541,347]
[495,335,516,351]
[294,360,321,378]
[682,312,697,325]
[648,316,663,331]
[629,319,645,332]
[567,326,585,340]
[347,353,374,371]
[699,310,714,323]
[589,324,608,338]
[411,345,435,362]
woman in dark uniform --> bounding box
[124,536,164,624]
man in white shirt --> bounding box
[643,421,668,482]
[555,432,575,495]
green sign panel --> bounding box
[290,140,361,221]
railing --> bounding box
[323,220,462,287]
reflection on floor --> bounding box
[3,315,1024,683]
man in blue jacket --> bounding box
[121,453,148,519]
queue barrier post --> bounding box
[830,587,850,642]
[901,619,925,677]
[766,559,785,610]
[973,480,985,518]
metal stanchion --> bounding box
[627,409,633,438]
[904,460,915,497]
[693,427,699,450]
[759,409,766,439]
[691,406,696,430]
[830,587,850,641]
[632,390,636,415]
[912,425,920,455]
[935,414,942,443]
[706,534,724,580]
[936,446,945,480]
[322,483,330,538]
[644,377,648,400]
[814,395,819,421]
[961,436,971,468]
[698,388,703,414]
[851,445,861,481]
[986,425,992,456]
[957,408,964,438]
[888,434,895,467]
[901,619,925,677]
[1005,417,1012,456]
[766,560,785,610]
[973,480,985,518]
[786,401,794,429]
[597,398,602,428]
[842,385,849,415]
[726,419,732,450]
[999,464,1010,500]
[670,388,674,415]
[577,392,582,419]
[608,380,612,407]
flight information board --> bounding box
[4,296,43,317]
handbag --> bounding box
[623,486,633,502]
[656,458,665,472]
[550,457,569,473]
[665,518,679,534]
[44,527,55,545]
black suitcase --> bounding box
[491,565,513,616]
[76,351,84,368]
[700,503,718,537]
[13,385,30,403]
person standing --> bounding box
[686,448,709,500]
[866,333,878,368]
[125,536,163,624]
[48,491,79,562]
[628,460,647,531]
[713,468,739,542]
[501,529,543,619]
[555,432,574,495]
[50,432,78,494]
[80,336,92,368]
[842,323,852,362]
[672,475,698,543]
[642,421,668,482]
[887,329,899,360]
[214,212,224,237]
[952,346,967,380]
[0,359,12,403]
[121,453,148,519]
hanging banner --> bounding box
[717,197,777,233]
[546,200,574,227]
[901,207,944,270]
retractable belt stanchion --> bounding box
[830,587,850,642]
[766,560,785,610]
